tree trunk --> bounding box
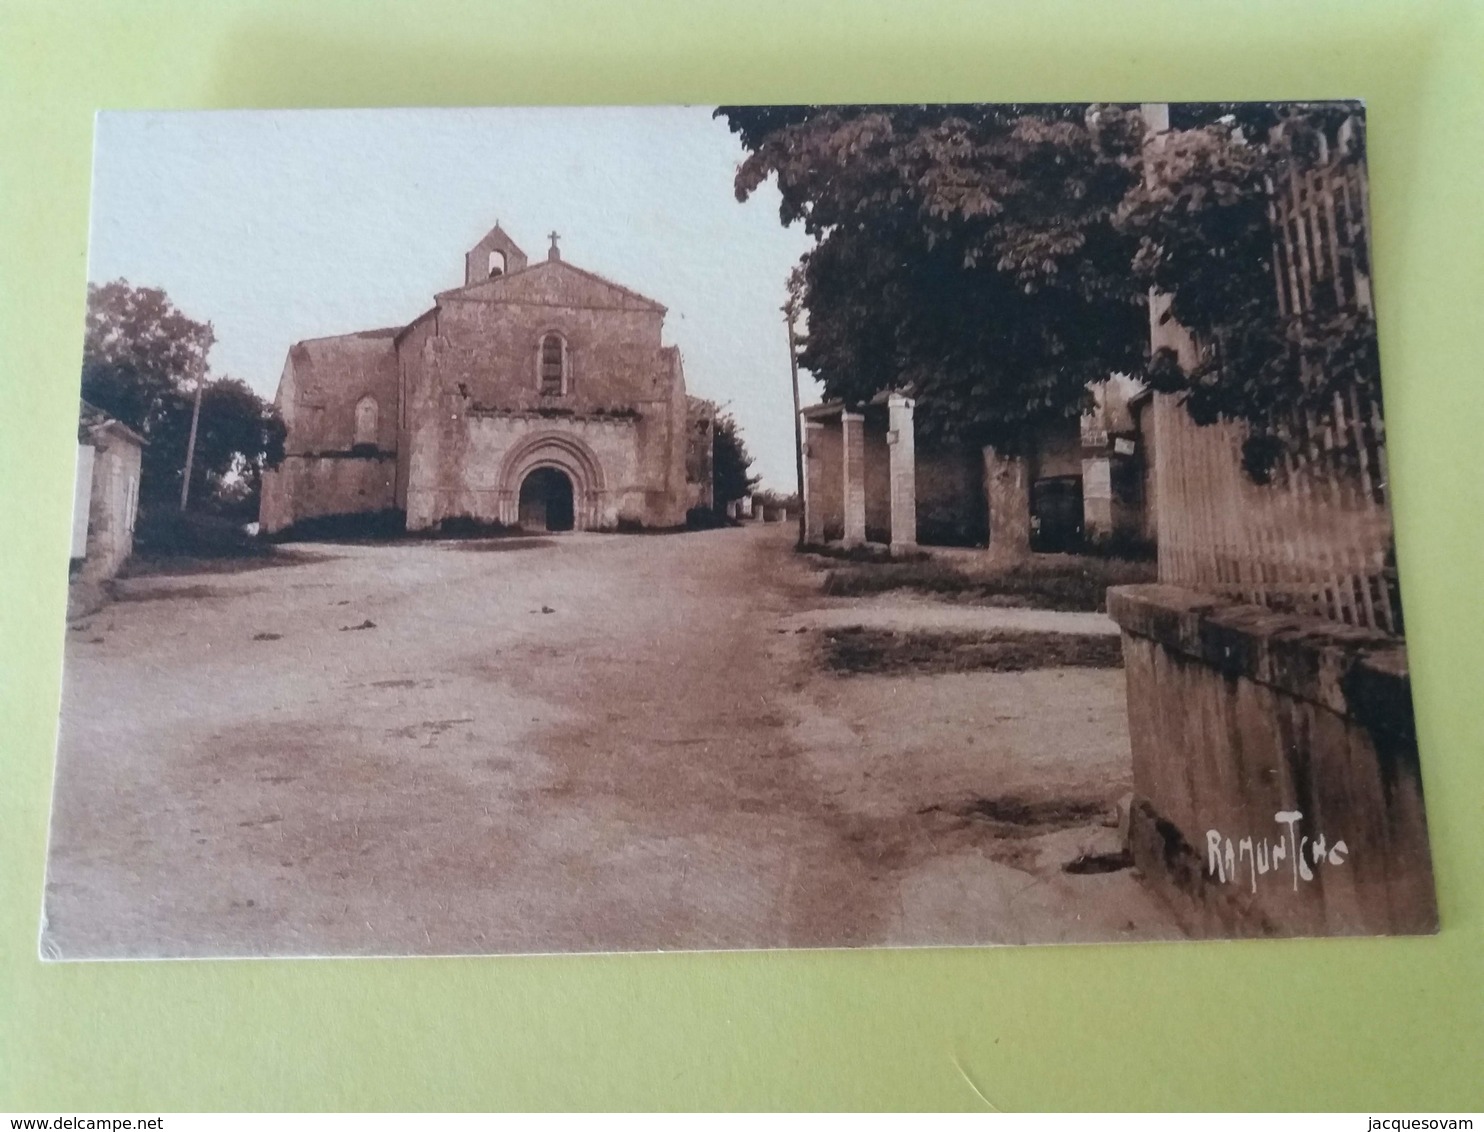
[982,444,1031,559]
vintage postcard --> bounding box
[46,103,1435,959]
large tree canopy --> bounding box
[81,280,284,511]
[717,103,1150,453]
[720,102,1376,479]
[82,280,215,429]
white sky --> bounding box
[87,106,819,491]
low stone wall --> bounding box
[1107,584,1437,938]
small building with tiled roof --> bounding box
[260,224,713,535]
[72,400,146,586]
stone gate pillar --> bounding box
[887,393,918,551]
[983,444,1031,558]
[841,411,866,546]
[803,420,825,544]
[1081,451,1114,543]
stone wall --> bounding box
[1108,583,1437,938]
[802,400,917,548]
[261,327,403,531]
[806,420,844,541]
[655,347,694,525]
[77,429,142,582]
[260,453,398,533]
[1030,419,1082,480]
[802,408,1151,553]
[914,442,986,547]
[276,329,402,454]
[402,262,688,531]
[266,248,696,534]
[393,311,437,511]
[429,290,668,413]
[404,411,643,531]
[863,415,892,543]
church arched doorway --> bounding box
[498,431,606,531]
[518,467,575,532]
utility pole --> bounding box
[179,378,204,511]
[782,294,805,548]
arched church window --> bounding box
[354,396,379,448]
[539,333,567,396]
[488,250,506,278]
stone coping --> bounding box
[1107,584,1411,736]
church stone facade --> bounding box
[260,223,714,536]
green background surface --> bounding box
[2,0,1482,1112]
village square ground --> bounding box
[44,523,1182,958]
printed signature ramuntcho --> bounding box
[1207,812,1350,894]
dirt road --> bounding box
[45,524,1179,958]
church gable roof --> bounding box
[473,221,522,253]
[437,258,667,314]
[286,327,401,397]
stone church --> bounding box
[260,223,714,535]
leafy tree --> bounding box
[80,280,284,510]
[1116,103,1377,481]
[754,489,800,510]
[712,412,760,508]
[176,378,286,517]
[717,103,1150,454]
[82,280,214,432]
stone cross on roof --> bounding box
[547,230,561,262]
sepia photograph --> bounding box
[46,102,1436,960]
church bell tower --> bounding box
[464,221,529,286]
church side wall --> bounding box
[260,330,402,532]
[394,313,436,512]
[281,333,401,453]
[648,347,693,527]
[261,455,397,533]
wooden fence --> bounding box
[1153,392,1398,633]
[1154,135,1401,635]
[1269,137,1374,319]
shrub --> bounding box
[801,542,930,565]
[820,554,1155,612]
[819,626,1123,675]
[268,509,408,543]
[134,507,273,560]
[686,506,729,530]
[429,514,516,540]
